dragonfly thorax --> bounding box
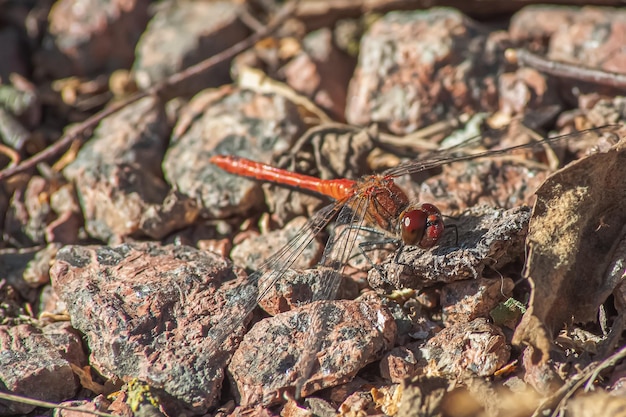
[358,175,411,233]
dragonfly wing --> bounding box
[295,193,373,396]
[314,192,372,301]
[206,200,346,355]
[384,126,617,178]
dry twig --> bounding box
[0,1,298,182]
[0,391,116,417]
[507,48,626,90]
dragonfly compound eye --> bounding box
[400,203,444,248]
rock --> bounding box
[380,345,420,383]
[164,86,307,219]
[346,8,496,134]
[64,96,197,242]
[0,323,82,415]
[228,298,396,406]
[440,277,515,325]
[510,6,626,98]
[231,217,323,273]
[50,242,251,413]
[36,0,149,78]
[0,245,59,300]
[282,28,356,121]
[132,0,249,98]
[420,318,510,377]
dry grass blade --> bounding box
[0,391,117,417]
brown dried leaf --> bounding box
[567,390,626,417]
[70,363,106,395]
[397,376,448,417]
[237,66,331,124]
[513,137,626,360]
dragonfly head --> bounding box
[399,203,444,248]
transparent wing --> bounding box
[383,126,618,178]
[294,190,373,396]
[206,197,349,355]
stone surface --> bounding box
[420,318,510,377]
[4,176,52,246]
[380,345,420,383]
[36,0,149,78]
[132,0,249,97]
[50,242,251,413]
[231,217,323,273]
[4,175,82,246]
[282,28,356,121]
[440,277,515,325]
[0,323,83,415]
[64,96,198,242]
[509,6,626,99]
[346,8,496,134]
[228,298,397,406]
[498,67,560,117]
[164,87,307,219]
[0,245,59,301]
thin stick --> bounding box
[0,391,116,417]
[508,48,626,90]
[0,1,298,182]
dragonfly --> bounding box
[207,125,616,397]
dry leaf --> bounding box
[70,363,106,395]
[513,137,626,361]
[237,66,332,124]
[567,391,626,417]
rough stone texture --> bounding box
[50,242,250,413]
[440,277,515,326]
[346,8,496,134]
[498,67,561,117]
[4,176,52,246]
[368,205,530,291]
[0,323,83,415]
[380,345,420,383]
[509,6,626,101]
[511,6,626,76]
[548,8,626,75]
[38,284,67,317]
[42,321,88,369]
[64,96,198,242]
[164,87,307,219]
[420,318,510,377]
[231,217,323,273]
[282,28,356,121]
[256,269,329,317]
[21,243,61,288]
[228,298,397,407]
[231,217,326,316]
[509,6,580,42]
[36,0,150,78]
[132,0,249,98]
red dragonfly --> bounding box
[208,125,615,395]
